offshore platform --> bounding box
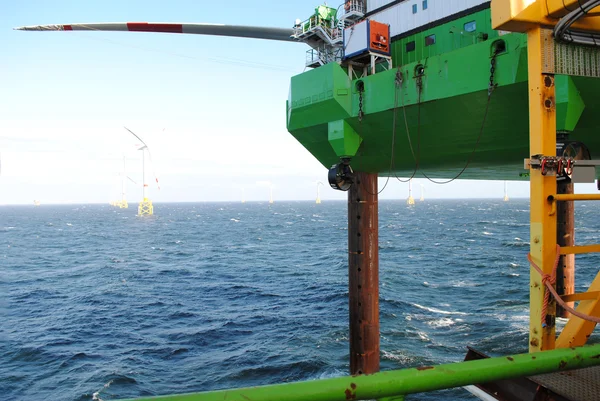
[15,0,600,400]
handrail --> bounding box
[549,193,600,202]
[548,193,600,215]
[560,244,600,255]
[561,291,600,302]
[341,0,366,18]
[117,344,600,401]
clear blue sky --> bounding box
[0,0,587,204]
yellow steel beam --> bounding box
[556,271,600,348]
[551,194,600,202]
[491,0,600,33]
[560,244,600,255]
[561,291,600,302]
[545,0,600,17]
[528,26,557,352]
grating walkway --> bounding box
[530,365,600,401]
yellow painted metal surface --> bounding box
[138,198,154,216]
[561,291,600,302]
[491,0,600,355]
[491,0,600,33]
[560,245,600,255]
[527,26,557,352]
[552,194,600,202]
[556,271,600,348]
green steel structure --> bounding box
[286,6,598,180]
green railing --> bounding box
[118,343,600,401]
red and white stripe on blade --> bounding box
[14,22,296,42]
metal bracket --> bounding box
[525,156,598,183]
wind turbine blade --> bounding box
[15,22,296,42]
[124,127,148,149]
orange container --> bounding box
[368,20,390,55]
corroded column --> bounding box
[556,180,575,318]
[348,172,379,374]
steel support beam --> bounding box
[556,180,575,318]
[348,172,379,375]
[556,270,600,348]
[491,0,600,33]
[528,27,557,352]
[116,344,600,401]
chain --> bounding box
[488,50,499,96]
[420,50,500,184]
[358,90,364,122]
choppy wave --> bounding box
[412,303,468,316]
[2,199,599,401]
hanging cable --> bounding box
[393,67,420,183]
[553,0,600,46]
[396,50,500,185]
[357,79,392,196]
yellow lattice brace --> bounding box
[138,199,154,216]
[556,271,600,348]
[528,26,557,352]
[491,0,600,33]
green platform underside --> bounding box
[286,32,600,180]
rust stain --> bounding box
[416,366,434,371]
[350,383,357,390]
[507,357,514,361]
[558,360,567,369]
[345,389,356,400]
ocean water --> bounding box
[2,199,600,401]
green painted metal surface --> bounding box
[328,119,362,157]
[391,9,502,66]
[555,75,585,133]
[286,7,600,179]
[314,5,337,22]
[117,344,600,401]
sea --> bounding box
[2,199,600,401]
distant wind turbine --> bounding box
[316,181,323,204]
[406,179,415,206]
[124,127,159,216]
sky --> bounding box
[0,0,594,205]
